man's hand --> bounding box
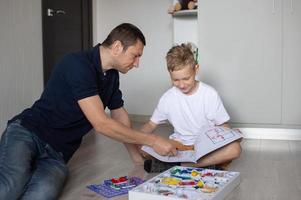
[151,135,177,156]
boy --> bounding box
[140,43,241,172]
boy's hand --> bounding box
[151,135,177,156]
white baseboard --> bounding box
[239,128,301,141]
[129,114,301,141]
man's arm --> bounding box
[78,95,177,156]
[110,107,144,165]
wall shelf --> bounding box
[172,9,197,17]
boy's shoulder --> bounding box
[199,82,218,94]
[198,82,224,102]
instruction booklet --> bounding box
[141,126,243,163]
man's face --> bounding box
[169,65,199,95]
[115,40,144,74]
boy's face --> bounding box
[169,65,199,95]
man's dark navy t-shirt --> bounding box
[10,44,124,162]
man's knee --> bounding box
[0,180,21,200]
[21,174,67,200]
[0,167,31,200]
[0,183,9,200]
[30,183,63,200]
[41,167,68,199]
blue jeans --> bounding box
[0,120,68,200]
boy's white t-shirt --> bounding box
[150,82,230,145]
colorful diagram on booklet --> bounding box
[205,127,236,144]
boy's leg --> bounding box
[0,121,36,200]
[182,140,242,169]
[20,144,68,200]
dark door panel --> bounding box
[42,0,92,85]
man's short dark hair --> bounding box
[102,23,146,51]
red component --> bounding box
[202,172,213,177]
[111,176,128,184]
[119,176,127,182]
[111,178,119,183]
[179,181,195,186]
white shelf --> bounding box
[172,9,197,17]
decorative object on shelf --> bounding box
[190,42,199,64]
[168,0,198,14]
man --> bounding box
[0,23,177,200]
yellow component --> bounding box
[161,177,181,185]
[191,171,199,177]
[197,180,204,188]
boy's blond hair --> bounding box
[166,43,197,72]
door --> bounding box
[198,0,282,124]
[42,0,92,85]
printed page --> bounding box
[141,146,197,163]
[141,127,242,163]
[194,127,243,160]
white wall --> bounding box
[93,0,174,115]
[173,15,198,46]
[0,0,43,133]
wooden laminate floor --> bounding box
[59,123,301,200]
